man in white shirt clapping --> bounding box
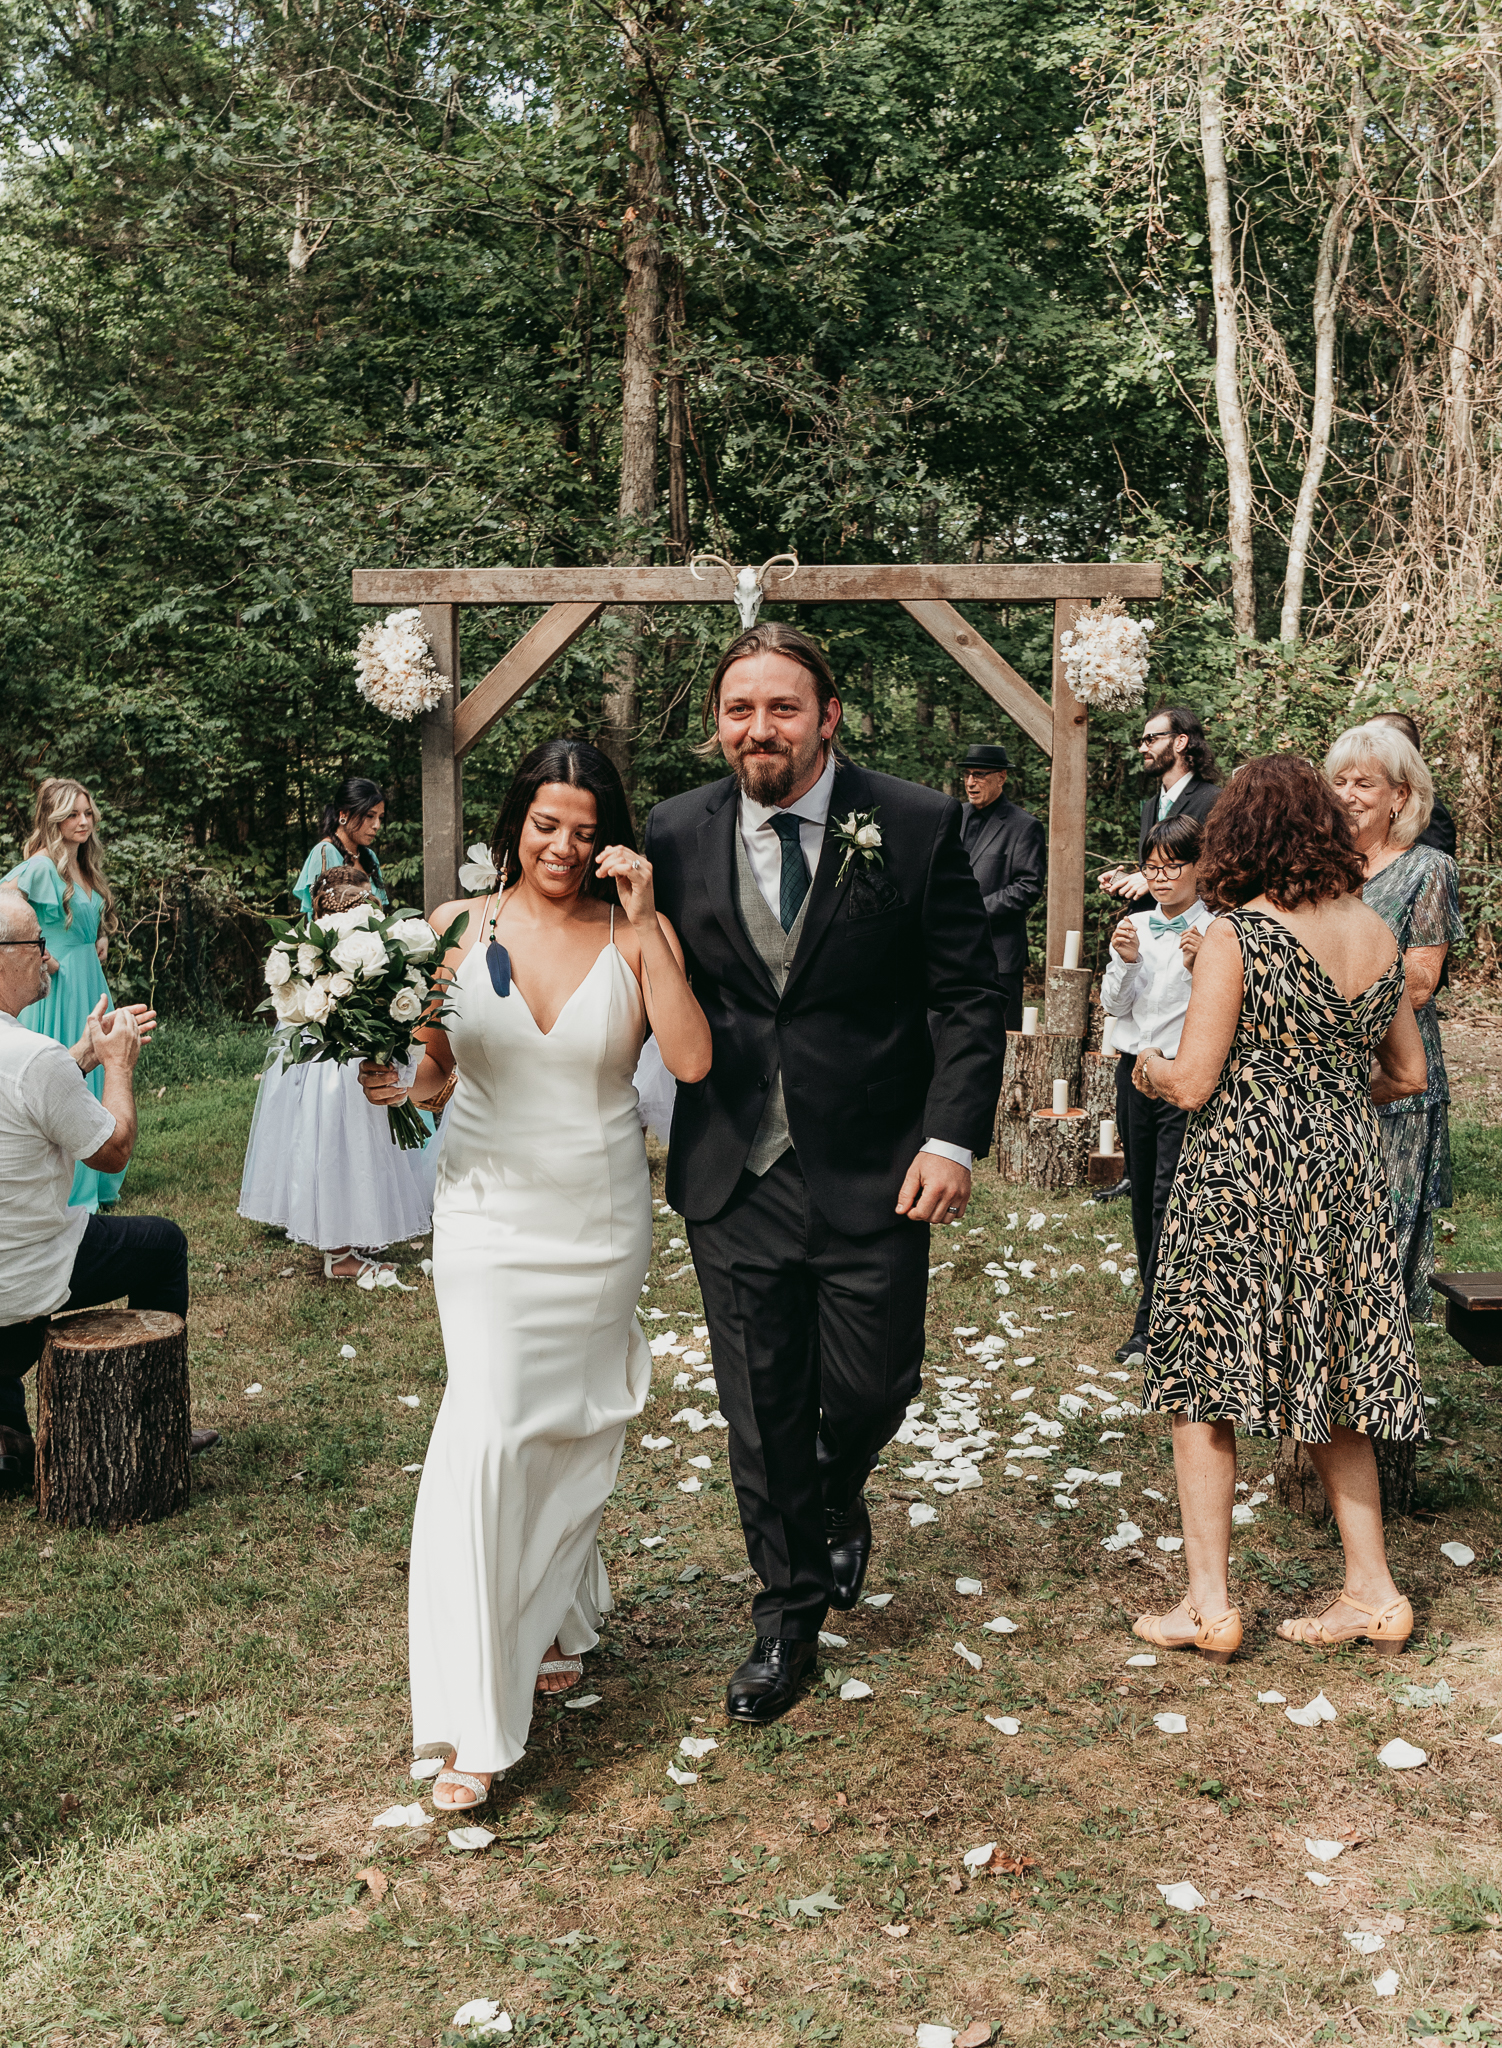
[1100,817,1214,1369]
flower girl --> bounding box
[238,864,435,1282]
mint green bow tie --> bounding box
[1148,912,1189,938]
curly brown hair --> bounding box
[1198,755,1366,911]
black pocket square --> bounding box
[846,871,902,917]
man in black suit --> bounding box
[1098,704,1222,909]
[645,622,1006,1725]
[958,743,1046,1032]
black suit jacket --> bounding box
[644,759,1007,1234]
[961,797,1046,980]
[1121,776,1223,905]
[1418,794,1457,859]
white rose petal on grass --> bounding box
[401,1463,423,1474]
[687,1454,712,1470]
[563,1695,601,1710]
[863,1593,894,1608]
[1305,1839,1345,1862]
[1157,1882,1206,1912]
[1378,1738,1428,1770]
[1142,1488,1167,1503]
[1153,1713,1188,1735]
[1100,1431,1126,1443]
[1156,1536,1184,1553]
[1373,1970,1400,1997]
[641,1435,673,1451]
[1440,1541,1476,1567]
[963,1842,997,1870]
[340,1344,357,1359]
[451,2000,511,2037]
[1101,1521,1144,1551]
[840,1679,873,1702]
[1230,1504,1256,1526]
[1010,1387,1035,1402]
[244,1383,263,1397]
[678,1477,702,1494]
[982,1615,1019,1634]
[1256,1691,1287,1705]
[915,2028,956,2048]
[985,1715,1021,1735]
[410,1757,444,1780]
[955,1578,984,1595]
[909,1504,939,1527]
[1488,1734,1502,1747]
[371,1803,430,1829]
[1125,1653,1157,1668]
[1306,1870,1334,1887]
[397,1394,420,1408]
[666,1765,698,1786]
[818,1631,849,1650]
[953,1642,982,1670]
[640,1536,666,1549]
[1344,1931,1385,1955]
[1286,1693,1337,1728]
[679,1736,718,1759]
[448,1826,496,1851]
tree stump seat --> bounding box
[1430,1272,1502,1370]
[36,1308,191,1529]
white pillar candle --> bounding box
[1020,1007,1039,1036]
[1101,1016,1117,1056]
[1062,929,1082,971]
[1052,1078,1069,1116]
[1099,1117,1116,1155]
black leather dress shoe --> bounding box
[725,1637,818,1724]
[190,1428,221,1455]
[825,1495,873,1610]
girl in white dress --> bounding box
[359,739,710,1811]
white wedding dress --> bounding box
[409,914,653,1772]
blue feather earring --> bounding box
[485,882,511,997]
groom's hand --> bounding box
[896,1150,972,1224]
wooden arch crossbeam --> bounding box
[350,562,1163,969]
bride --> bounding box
[359,738,710,1811]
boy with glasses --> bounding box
[1100,817,1214,1367]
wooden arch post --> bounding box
[351,564,1162,970]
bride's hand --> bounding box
[358,1059,409,1106]
[596,845,657,926]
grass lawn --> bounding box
[2,1018,1500,2048]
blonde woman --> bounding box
[1325,721,1464,1322]
[3,780,128,1211]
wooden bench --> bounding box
[1431,1272,1502,1371]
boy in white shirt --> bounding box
[1100,815,1214,1367]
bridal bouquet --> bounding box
[1059,595,1155,711]
[258,903,468,1148]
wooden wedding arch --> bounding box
[349,561,1163,972]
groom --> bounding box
[644,622,1006,1723]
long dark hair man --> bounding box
[644,621,1006,1726]
[1099,704,1222,907]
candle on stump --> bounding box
[1101,1016,1117,1056]
[1099,1117,1117,1155]
[1021,1007,1039,1036]
[1052,1078,1069,1116]
[1062,929,1082,971]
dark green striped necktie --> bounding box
[768,812,812,933]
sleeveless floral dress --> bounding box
[1142,908,1425,1443]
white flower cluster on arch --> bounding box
[1058,595,1155,712]
[352,607,448,721]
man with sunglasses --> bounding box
[0,889,215,1494]
[1097,705,1221,907]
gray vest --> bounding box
[735,822,813,1176]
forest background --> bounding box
[0,0,1499,1012]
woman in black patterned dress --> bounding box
[1129,757,1428,1663]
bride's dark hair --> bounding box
[490,739,636,904]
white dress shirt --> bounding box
[1100,899,1214,1057]
[736,750,971,1172]
[1156,764,1193,821]
[0,1011,115,1325]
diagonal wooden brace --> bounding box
[453,601,607,759]
[898,599,1053,756]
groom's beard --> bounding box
[729,736,821,805]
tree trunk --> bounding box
[1043,964,1091,1037]
[601,16,667,781]
[1275,1437,1415,1524]
[1279,89,1359,644]
[1023,1111,1088,1192]
[1198,55,1257,639]
[995,1032,1082,1182]
[664,266,691,560]
[37,1309,191,1530]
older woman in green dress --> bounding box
[1326,722,1464,1323]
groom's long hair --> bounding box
[695,622,845,758]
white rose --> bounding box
[319,905,375,935]
[265,946,293,989]
[387,916,437,961]
[325,971,355,999]
[296,942,322,977]
[856,823,882,849]
[332,929,390,980]
[389,986,424,1024]
[271,978,307,1022]
[303,979,335,1025]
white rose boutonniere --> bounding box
[832,808,884,885]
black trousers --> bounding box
[1121,1077,1189,1342]
[1114,1051,1137,1186]
[996,973,1025,1034]
[687,1150,929,1639]
[0,1214,189,1437]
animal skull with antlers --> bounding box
[690,550,799,630]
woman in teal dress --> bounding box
[292,775,390,916]
[1326,723,1465,1323]
[2,777,125,1211]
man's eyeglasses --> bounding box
[1142,861,1189,880]
[0,937,46,952]
[1138,730,1173,748]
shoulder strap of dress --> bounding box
[609,903,615,942]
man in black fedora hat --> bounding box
[959,744,1046,1032]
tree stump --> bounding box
[1081,1049,1117,1136]
[1024,1110,1088,1191]
[995,1031,1083,1182]
[36,1309,191,1530]
[1044,964,1092,1037]
[1274,1437,1416,1526]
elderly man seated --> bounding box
[0,888,217,1493]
